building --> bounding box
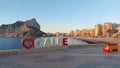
[95,24,102,36]
[112,27,120,37]
[102,22,112,36]
[80,29,90,37]
[117,23,120,27]
[74,29,80,37]
[88,29,95,37]
[112,23,118,29]
[68,30,74,37]
[81,29,87,37]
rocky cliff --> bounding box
[0,18,45,37]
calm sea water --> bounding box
[0,37,88,51]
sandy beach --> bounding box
[74,37,120,44]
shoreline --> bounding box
[73,37,120,44]
[73,37,107,44]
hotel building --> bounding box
[102,22,112,36]
[95,24,102,36]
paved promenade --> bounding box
[0,44,120,68]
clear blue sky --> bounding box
[0,0,120,33]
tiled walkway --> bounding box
[0,45,120,68]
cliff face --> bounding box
[0,18,45,37]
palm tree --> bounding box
[107,29,118,37]
[112,29,118,34]
[107,29,112,37]
[56,32,60,37]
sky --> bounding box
[0,0,120,33]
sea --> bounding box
[0,37,88,51]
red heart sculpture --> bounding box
[21,39,34,49]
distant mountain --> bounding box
[0,18,46,37]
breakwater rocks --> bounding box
[0,18,45,37]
